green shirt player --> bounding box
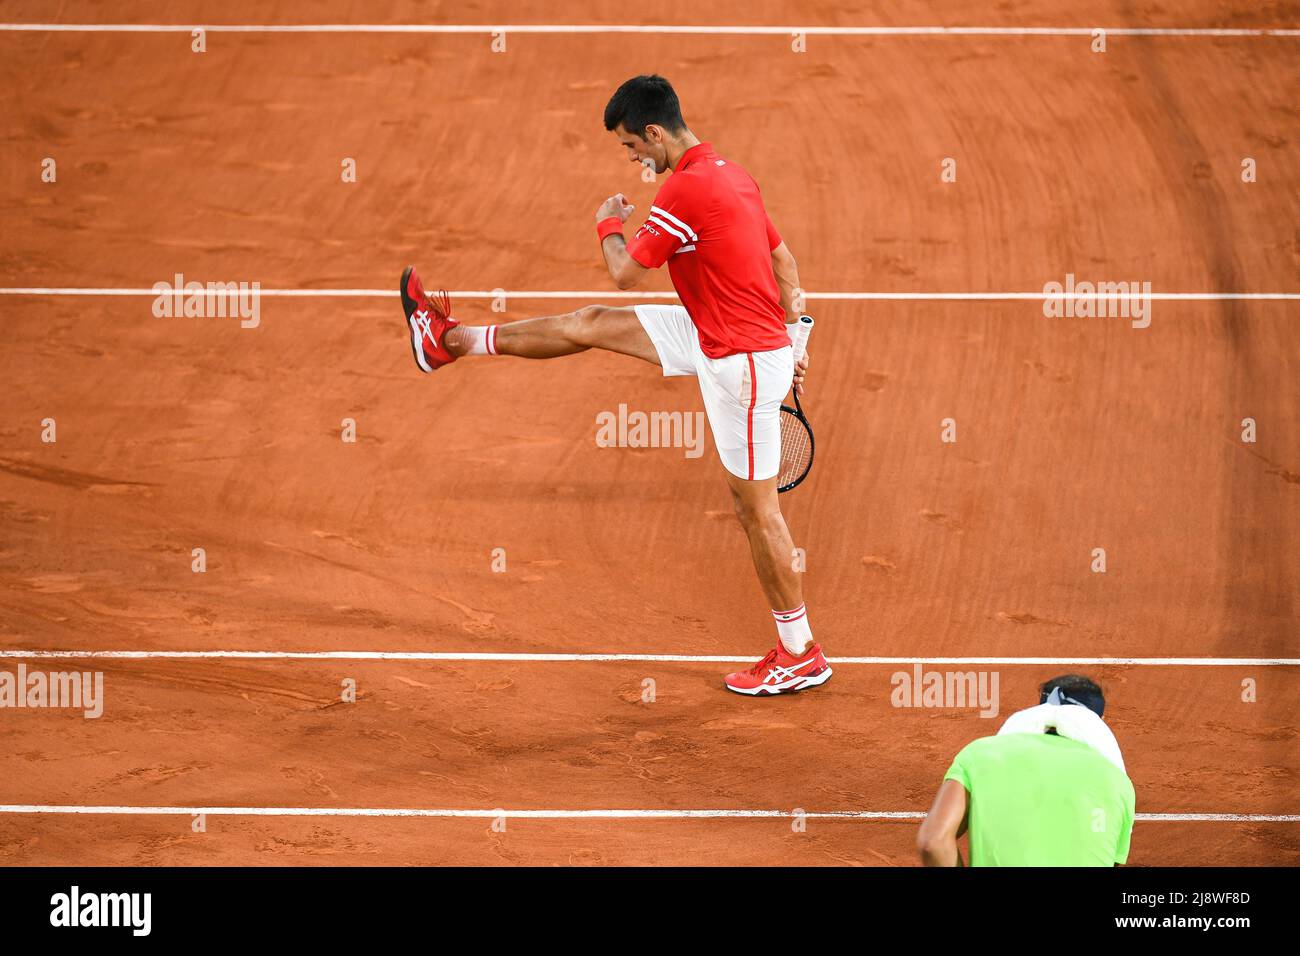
[917,674,1135,867]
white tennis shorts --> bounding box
[634,304,793,482]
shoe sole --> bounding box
[400,265,435,374]
[724,665,833,697]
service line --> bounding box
[0,650,1296,665]
[0,24,1297,38]
[0,288,1297,302]
[0,805,1295,822]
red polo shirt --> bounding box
[625,143,789,359]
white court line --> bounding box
[0,24,1297,37]
[0,805,1294,822]
[1,650,1295,665]
[1,288,1297,301]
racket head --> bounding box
[777,397,814,493]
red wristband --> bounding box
[596,217,624,241]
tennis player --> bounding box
[917,675,1136,866]
[397,75,830,695]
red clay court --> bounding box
[0,2,1297,865]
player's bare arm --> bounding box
[770,239,810,394]
[916,779,969,867]
[595,193,648,290]
[771,241,800,322]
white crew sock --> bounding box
[461,325,500,356]
[772,604,813,657]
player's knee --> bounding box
[729,489,748,525]
[731,490,779,530]
[566,305,611,347]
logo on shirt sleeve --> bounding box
[648,206,698,244]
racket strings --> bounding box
[778,410,813,487]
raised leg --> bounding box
[446,304,660,365]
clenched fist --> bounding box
[596,193,636,223]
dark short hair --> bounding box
[1039,674,1106,717]
[603,74,686,138]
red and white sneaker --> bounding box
[724,643,833,696]
[400,265,460,372]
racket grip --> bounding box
[788,315,814,364]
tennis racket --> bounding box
[777,315,815,493]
